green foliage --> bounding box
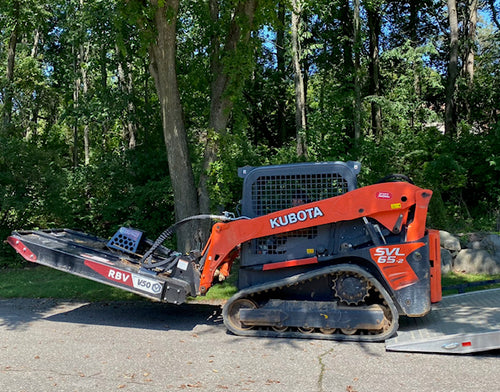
[55,146,175,238]
[1,0,500,271]
[353,124,500,231]
[204,131,271,212]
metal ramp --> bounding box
[386,288,500,354]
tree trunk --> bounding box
[3,11,19,131]
[445,0,459,136]
[117,44,137,149]
[73,44,80,168]
[291,0,308,157]
[148,0,201,252]
[353,0,362,145]
[276,1,287,143]
[341,0,355,141]
[367,4,382,137]
[464,0,478,85]
[409,1,421,104]
[100,45,107,90]
[463,0,478,121]
[126,71,137,149]
[198,0,258,221]
[487,0,500,30]
[31,29,40,58]
[81,43,90,165]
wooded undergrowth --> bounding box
[1,1,499,266]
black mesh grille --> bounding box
[254,227,318,254]
[239,161,360,264]
[249,172,348,255]
[251,172,349,216]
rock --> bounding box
[439,231,461,253]
[469,240,483,250]
[440,248,453,274]
[467,232,485,242]
[453,249,500,275]
[480,234,500,253]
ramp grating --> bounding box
[386,288,500,354]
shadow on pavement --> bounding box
[0,298,223,333]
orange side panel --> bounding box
[428,229,442,303]
[369,243,424,290]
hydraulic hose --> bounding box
[140,214,236,265]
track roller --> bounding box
[225,298,257,332]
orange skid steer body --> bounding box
[8,161,441,342]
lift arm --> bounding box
[199,182,432,293]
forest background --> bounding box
[1,0,499,264]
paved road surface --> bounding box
[0,298,498,392]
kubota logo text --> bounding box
[270,206,324,229]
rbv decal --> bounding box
[84,260,163,295]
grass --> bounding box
[0,266,144,302]
[1,264,499,303]
[441,271,500,295]
[0,263,237,302]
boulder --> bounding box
[439,231,461,254]
[440,248,453,274]
[467,232,485,242]
[480,234,500,253]
[453,249,500,275]
[469,240,483,250]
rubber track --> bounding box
[222,264,399,342]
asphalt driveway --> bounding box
[0,298,498,392]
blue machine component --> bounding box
[107,227,143,254]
